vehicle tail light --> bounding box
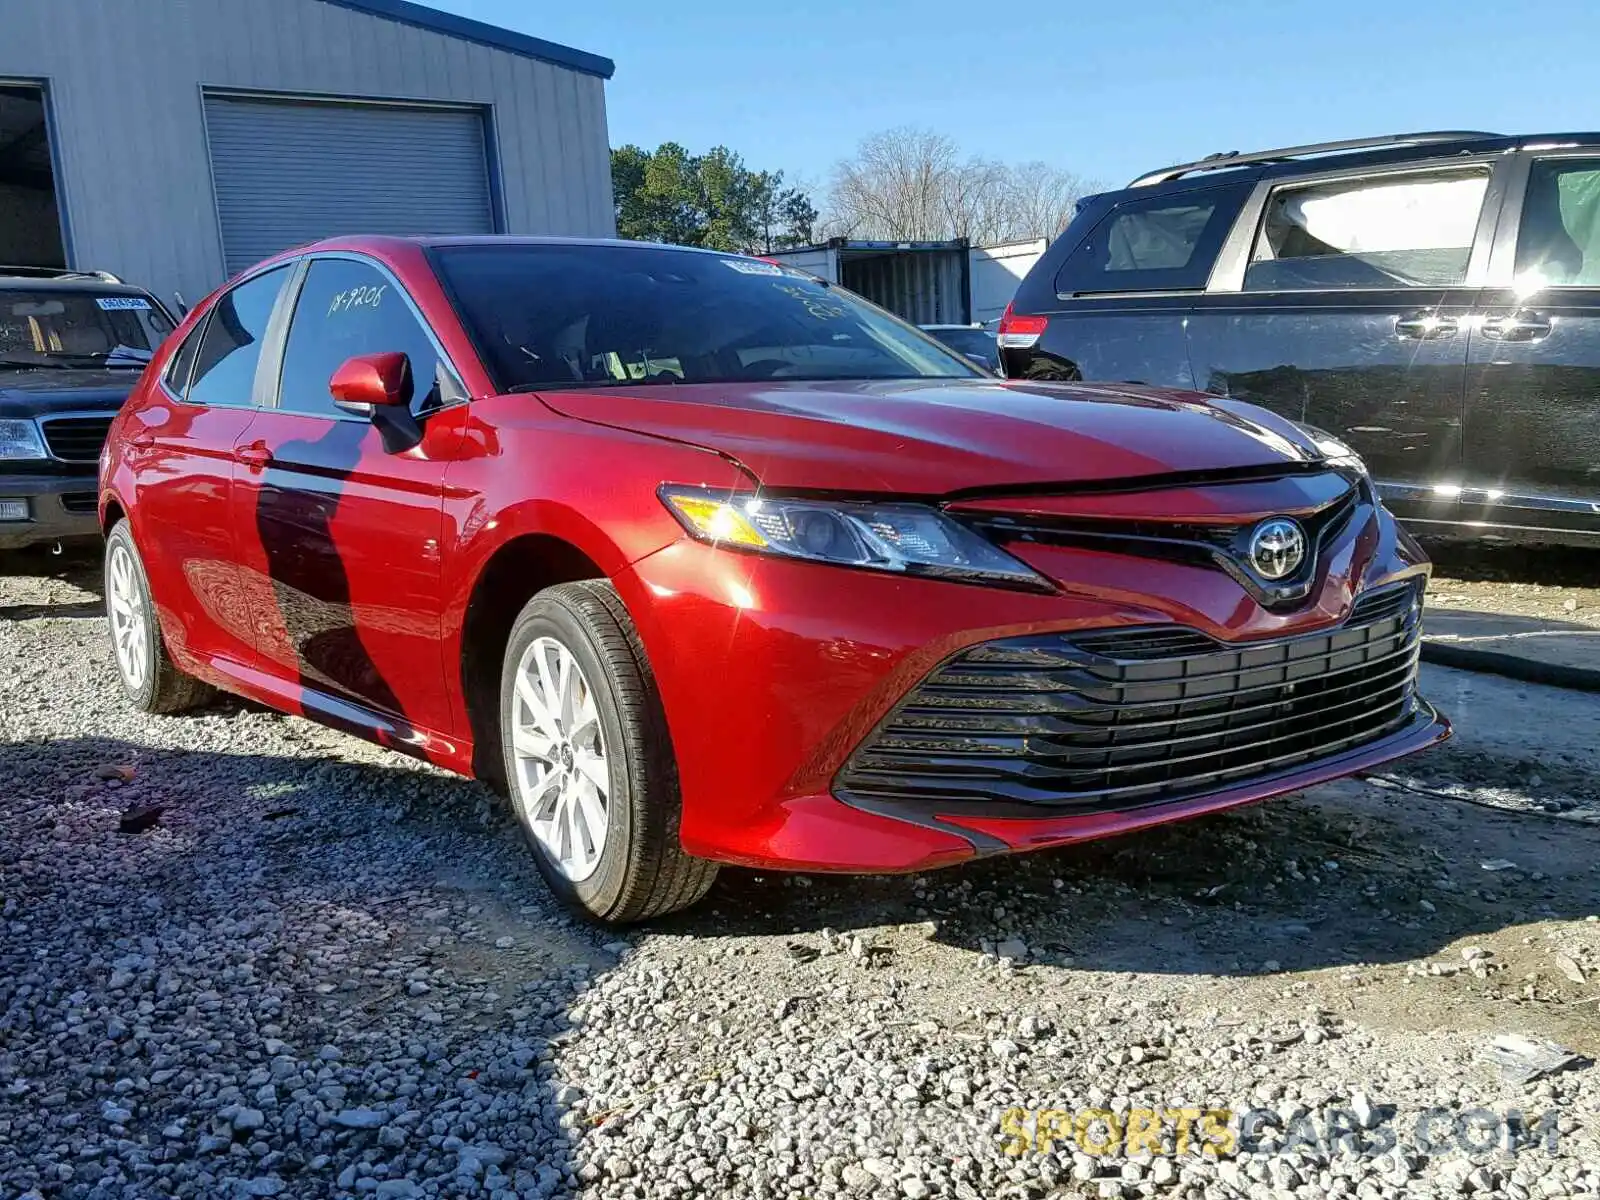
[996,301,1048,349]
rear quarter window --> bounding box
[1053,181,1251,296]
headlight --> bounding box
[0,419,47,461]
[1293,422,1366,474]
[659,485,1051,592]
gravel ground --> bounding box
[1426,544,1600,629]
[2,551,1598,1200]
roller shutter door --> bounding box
[203,94,494,274]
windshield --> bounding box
[0,289,174,369]
[431,243,983,391]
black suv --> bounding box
[999,131,1600,547]
[0,267,176,551]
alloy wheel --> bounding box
[107,542,148,692]
[509,635,610,881]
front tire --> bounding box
[104,519,213,714]
[499,580,717,923]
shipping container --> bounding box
[768,239,971,324]
[770,237,1046,327]
[969,238,1049,323]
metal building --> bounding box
[0,0,615,307]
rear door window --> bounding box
[1515,158,1600,289]
[1054,183,1250,296]
[1245,166,1490,291]
[187,266,292,408]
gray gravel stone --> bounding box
[334,1107,388,1129]
[2,557,1599,1200]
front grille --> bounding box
[59,492,98,514]
[838,581,1424,814]
[962,474,1366,609]
[40,416,114,463]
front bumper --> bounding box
[0,475,101,550]
[615,491,1449,874]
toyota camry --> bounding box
[98,236,1448,922]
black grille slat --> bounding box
[910,620,1414,715]
[40,416,114,463]
[59,493,98,513]
[1068,627,1218,660]
[856,668,1413,784]
[846,705,1409,806]
[838,581,1424,813]
[876,656,1418,758]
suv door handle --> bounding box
[1481,311,1553,342]
[1394,312,1459,340]
[234,441,272,470]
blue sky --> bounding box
[434,0,1598,196]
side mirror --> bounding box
[330,352,421,453]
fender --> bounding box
[436,404,753,751]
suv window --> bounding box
[0,288,174,368]
[1516,159,1600,288]
[188,266,292,408]
[1245,167,1489,291]
[430,243,981,392]
[276,258,453,417]
[1054,183,1249,295]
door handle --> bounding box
[234,441,272,470]
[1481,311,1552,342]
[1394,312,1459,340]
[129,430,155,449]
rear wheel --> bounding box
[499,580,717,923]
[104,520,213,714]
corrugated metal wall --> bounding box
[0,0,614,306]
[839,249,969,325]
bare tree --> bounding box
[998,160,1092,241]
[825,127,958,240]
[822,127,1095,245]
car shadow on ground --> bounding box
[667,775,1600,985]
[1,734,590,1196]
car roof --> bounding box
[299,234,763,259]
[1125,131,1600,197]
[0,274,157,297]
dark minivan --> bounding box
[999,131,1600,547]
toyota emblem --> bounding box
[1249,518,1307,581]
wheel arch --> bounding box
[457,524,625,787]
[99,490,128,535]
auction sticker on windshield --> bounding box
[96,297,151,310]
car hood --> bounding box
[0,367,140,420]
[535,378,1329,495]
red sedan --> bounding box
[98,236,1448,922]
